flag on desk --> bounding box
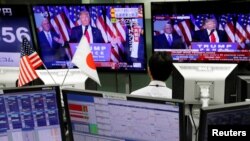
[71,37,101,85]
[18,37,43,87]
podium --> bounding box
[69,43,112,61]
[191,42,238,52]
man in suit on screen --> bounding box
[154,23,186,49]
[70,11,104,43]
[192,18,228,42]
[38,18,69,68]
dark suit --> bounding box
[38,31,69,68]
[125,35,145,63]
[154,33,186,49]
[70,25,104,43]
[192,29,228,42]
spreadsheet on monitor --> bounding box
[0,88,63,141]
[64,91,184,141]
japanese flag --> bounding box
[72,37,101,85]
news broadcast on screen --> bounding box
[32,4,146,72]
[152,2,250,62]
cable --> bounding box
[129,73,132,93]
[189,104,199,141]
[115,71,118,92]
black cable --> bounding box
[115,71,118,92]
[129,73,132,93]
[189,104,199,141]
[195,127,199,141]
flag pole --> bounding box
[42,62,57,85]
[61,61,70,86]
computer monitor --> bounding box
[62,89,185,141]
[0,85,65,141]
[236,75,250,102]
[198,101,250,141]
[173,63,237,107]
[0,5,35,87]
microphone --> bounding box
[209,29,215,36]
[84,25,88,35]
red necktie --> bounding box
[85,31,90,43]
[210,32,216,42]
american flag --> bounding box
[47,6,70,42]
[90,6,108,43]
[18,38,43,87]
[173,15,192,46]
[235,14,250,48]
[67,6,86,27]
[191,14,211,31]
[218,14,235,42]
[105,6,126,62]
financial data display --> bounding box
[0,5,34,67]
[152,2,250,62]
[0,90,63,141]
[65,93,181,141]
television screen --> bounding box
[152,1,250,62]
[31,4,146,71]
[63,89,185,141]
[0,5,34,67]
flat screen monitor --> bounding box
[62,89,185,141]
[0,85,65,141]
[0,5,34,67]
[31,4,146,72]
[152,1,250,62]
[198,101,250,141]
[236,75,250,102]
[173,63,237,106]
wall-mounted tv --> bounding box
[152,1,250,62]
[32,4,146,72]
[0,5,34,67]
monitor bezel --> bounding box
[30,3,147,73]
[1,85,66,141]
[198,101,250,141]
[62,88,185,141]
